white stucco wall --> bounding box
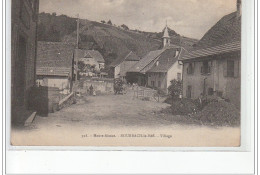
[166,61,183,88]
[37,77,70,90]
[114,65,121,78]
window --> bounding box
[175,50,179,57]
[187,63,194,74]
[187,85,192,98]
[158,81,161,88]
[208,88,214,95]
[177,73,181,81]
[151,81,155,87]
[201,61,211,74]
[227,60,235,77]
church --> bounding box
[126,24,184,93]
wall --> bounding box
[11,0,39,121]
[147,72,167,91]
[167,62,182,88]
[182,54,241,108]
[37,76,70,90]
[75,79,114,94]
[119,61,139,77]
[114,65,120,78]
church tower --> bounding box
[162,22,170,48]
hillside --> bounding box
[37,13,198,68]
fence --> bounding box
[133,87,161,102]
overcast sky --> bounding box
[39,0,237,39]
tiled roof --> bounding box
[37,67,71,76]
[181,41,240,60]
[194,12,241,49]
[75,49,105,63]
[147,47,181,73]
[125,51,140,61]
[37,42,75,69]
[127,49,165,72]
[110,51,140,67]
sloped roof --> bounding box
[195,12,241,49]
[110,51,140,67]
[86,50,105,63]
[181,41,240,60]
[37,42,75,71]
[37,67,71,76]
[147,48,181,73]
[74,49,105,63]
[180,11,241,61]
[127,49,165,72]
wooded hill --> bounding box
[37,13,198,68]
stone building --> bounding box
[126,24,183,92]
[180,0,241,108]
[36,42,75,92]
[11,0,39,123]
[110,51,140,79]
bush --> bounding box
[168,79,182,99]
[169,98,199,115]
[192,100,240,126]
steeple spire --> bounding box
[162,21,170,47]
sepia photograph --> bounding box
[10,0,242,147]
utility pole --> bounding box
[76,14,79,49]
[75,14,80,81]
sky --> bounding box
[39,0,237,39]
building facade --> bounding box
[146,47,183,93]
[11,0,39,122]
[110,51,140,79]
[182,42,241,108]
[181,2,241,108]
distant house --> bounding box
[75,49,105,71]
[180,1,241,108]
[126,24,183,92]
[36,42,75,91]
[146,47,183,92]
[110,51,140,79]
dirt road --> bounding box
[11,91,240,146]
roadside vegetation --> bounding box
[162,79,240,127]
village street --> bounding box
[11,89,240,147]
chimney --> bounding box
[237,0,241,18]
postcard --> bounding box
[10,0,243,147]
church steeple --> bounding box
[162,21,170,48]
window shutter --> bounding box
[223,60,228,77]
[234,60,239,77]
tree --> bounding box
[107,19,112,25]
[168,79,182,100]
[121,24,129,30]
[101,20,106,24]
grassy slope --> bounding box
[37,13,198,68]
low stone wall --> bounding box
[58,92,76,110]
[74,79,114,95]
